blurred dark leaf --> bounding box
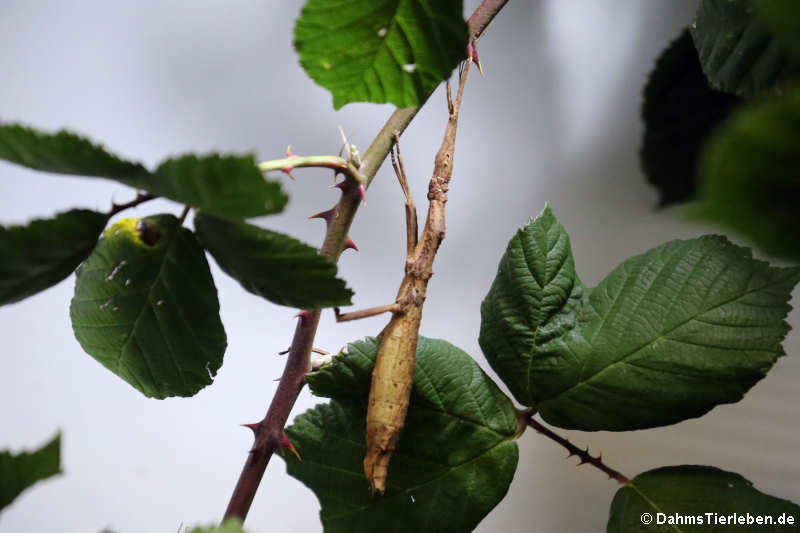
[695,87,800,260]
[755,0,800,56]
[0,123,147,180]
[194,213,352,309]
[691,0,800,97]
[188,519,248,533]
[641,29,739,205]
[0,123,287,219]
[0,209,108,305]
[0,433,61,511]
[151,154,287,219]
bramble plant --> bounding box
[2,1,800,531]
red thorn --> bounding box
[293,310,312,322]
[308,207,337,225]
[241,423,260,434]
[282,145,298,179]
[358,184,367,204]
[344,236,359,251]
[279,433,302,461]
[278,348,289,355]
[331,180,348,191]
[467,41,484,76]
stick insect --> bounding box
[335,54,473,494]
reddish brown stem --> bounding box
[108,192,156,216]
[526,414,630,484]
[222,0,510,522]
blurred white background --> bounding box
[1,1,798,532]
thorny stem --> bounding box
[258,155,366,185]
[107,192,156,217]
[223,0,510,522]
[525,413,631,485]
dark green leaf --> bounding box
[0,433,61,511]
[0,123,288,219]
[480,205,800,431]
[691,0,800,97]
[283,337,519,533]
[479,204,583,406]
[188,519,248,533]
[294,0,469,109]
[0,209,108,305]
[0,123,148,181]
[70,215,227,398]
[608,466,800,532]
[151,154,287,219]
[194,213,352,308]
[695,88,800,260]
[641,29,739,205]
[755,0,800,56]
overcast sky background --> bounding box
[1,1,799,532]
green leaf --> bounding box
[282,337,519,533]
[479,204,584,407]
[1,433,61,511]
[480,205,800,431]
[194,213,352,308]
[188,519,248,533]
[755,0,800,56]
[0,123,148,181]
[641,29,739,205]
[608,466,800,532]
[695,88,800,260]
[0,123,288,219]
[691,0,800,97]
[0,209,108,305]
[151,154,287,219]
[70,215,227,399]
[293,0,469,109]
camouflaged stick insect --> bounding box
[335,55,473,494]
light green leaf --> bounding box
[0,209,108,305]
[188,519,248,533]
[1,433,61,511]
[640,29,739,205]
[695,88,800,260]
[70,215,227,399]
[0,123,288,219]
[691,0,800,97]
[282,337,519,533]
[0,123,148,181]
[194,213,352,308]
[151,154,287,219]
[608,466,800,532]
[480,205,800,431]
[755,0,800,56]
[294,0,469,109]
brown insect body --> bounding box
[364,281,423,493]
[359,62,471,494]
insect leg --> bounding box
[391,132,418,255]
